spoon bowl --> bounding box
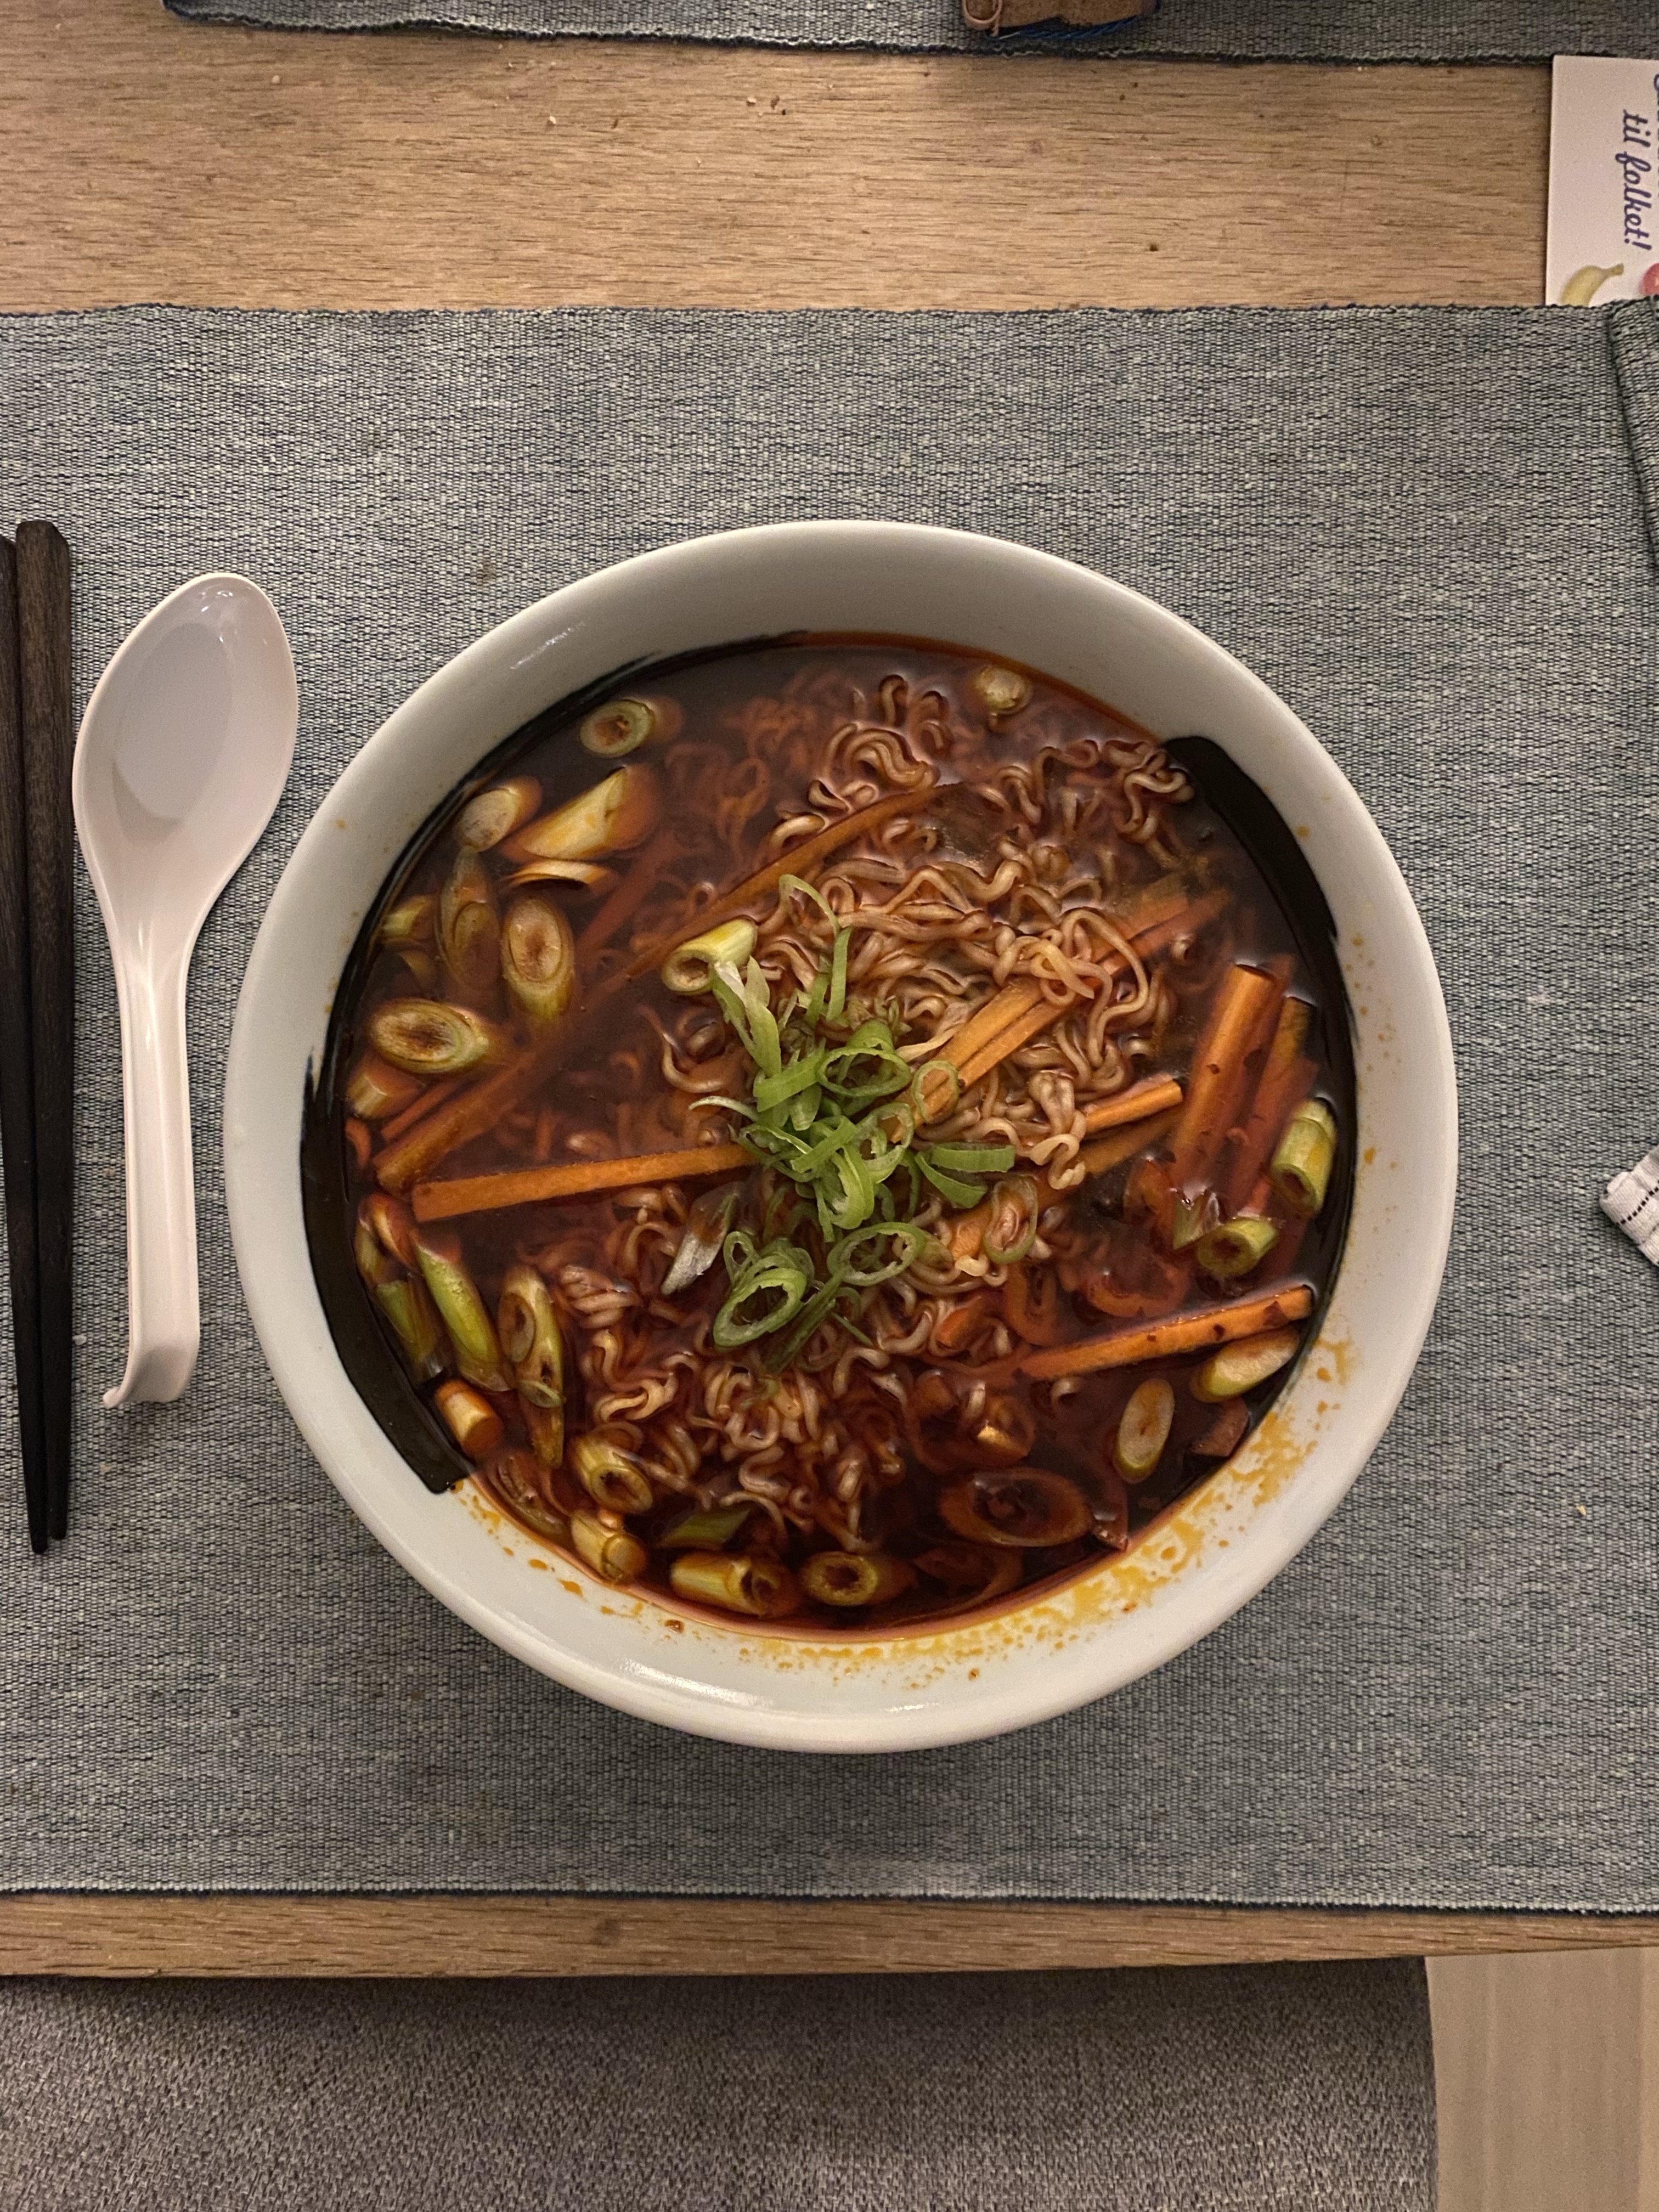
[74,574,297,1406]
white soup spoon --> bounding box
[74,575,297,1406]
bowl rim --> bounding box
[224,518,1457,1751]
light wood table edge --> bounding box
[3,1896,1656,1977]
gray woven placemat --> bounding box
[162,0,1653,59]
[2,301,1657,1905]
[0,1962,1435,2211]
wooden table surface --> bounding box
[0,0,1588,1977]
[3,0,1546,311]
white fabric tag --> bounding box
[1602,1150,1659,1262]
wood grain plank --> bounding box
[1642,1951,1659,2212]
[0,0,1547,312]
[2,1896,1657,1978]
[1431,1951,1656,2212]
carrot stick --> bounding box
[1020,1282,1314,1380]
[1128,888,1229,963]
[1081,1074,1184,1137]
[1111,876,1190,936]
[932,896,1231,1111]
[955,990,1082,1089]
[1074,1105,1181,1179]
[375,1038,564,1194]
[377,1074,462,1145]
[938,978,1044,1069]
[1222,1001,1316,1215]
[943,1197,993,1263]
[624,784,933,979]
[575,828,680,965]
[916,978,1045,1120]
[412,1141,752,1223]
[1167,962,1285,1188]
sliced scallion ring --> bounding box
[712,1236,812,1348]
[916,1153,989,1209]
[829,1222,927,1286]
[910,1057,961,1120]
[983,1172,1041,1267]
[820,1020,912,1105]
[927,1142,1017,1176]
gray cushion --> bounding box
[0,1960,1435,2210]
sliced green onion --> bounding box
[983,1172,1041,1267]
[927,1142,1017,1175]
[377,894,435,950]
[662,918,758,996]
[830,1221,926,1286]
[571,1431,654,1516]
[413,1230,510,1392]
[662,1182,744,1296]
[693,1092,757,1124]
[972,665,1032,721]
[777,872,838,926]
[800,1551,915,1607]
[910,1058,961,1119]
[789,1110,862,1180]
[368,999,503,1079]
[713,1235,812,1347]
[916,1153,990,1209]
[764,1278,847,1372]
[376,1279,445,1381]
[743,960,783,1078]
[668,1550,798,1618]
[659,1500,756,1550]
[753,1048,828,1115]
[1172,1190,1218,1251]
[713,959,784,1079]
[710,964,761,1071]
[1115,1377,1175,1482]
[821,1022,912,1106]
[691,917,1011,1368]
[579,695,681,759]
[1271,1099,1338,1217]
[826,928,851,1022]
[1195,1215,1280,1281]
[496,1263,565,1408]
[571,1509,648,1584]
[822,1146,876,1233]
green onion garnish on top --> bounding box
[691,926,1015,1352]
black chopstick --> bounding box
[15,522,75,1545]
[0,535,49,1553]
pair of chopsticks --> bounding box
[0,523,75,1554]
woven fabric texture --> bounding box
[162,0,1656,59]
[0,1961,1435,2211]
[1,302,1657,1905]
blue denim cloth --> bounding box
[0,1961,1435,2211]
[0,303,1656,1901]
[162,0,1656,59]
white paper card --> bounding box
[1548,57,1659,304]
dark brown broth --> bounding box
[312,635,1354,1634]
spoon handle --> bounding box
[105,946,199,1407]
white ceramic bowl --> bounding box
[224,521,1455,1752]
